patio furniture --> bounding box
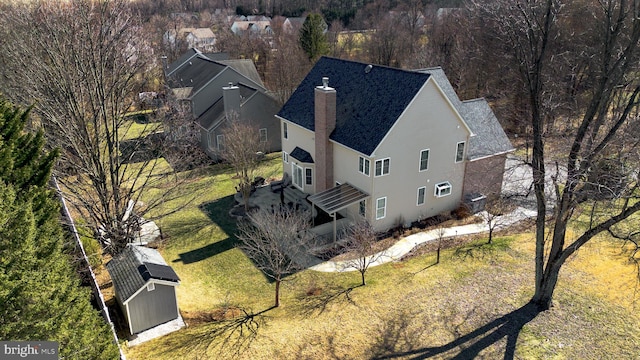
[270,172,291,192]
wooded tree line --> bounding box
[0,98,119,358]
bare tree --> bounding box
[237,207,313,307]
[478,198,515,245]
[340,220,386,286]
[474,0,640,310]
[217,112,264,212]
[0,0,191,256]
[265,16,311,105]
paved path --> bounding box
[309,207,537,273]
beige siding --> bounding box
[368,79,470,231]
[279,118,317,193]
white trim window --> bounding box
[305,168,313,186]
[283,122,288,139]
[455,141,465,163]
[259,128,268,143]
[292,163,303,189]
[376,197,387,220]
[435,181,452,197]
[359,200,366,217]
[283,151,289,163]
[375,158,390,177]
[216,134,224,150]
[419,149,430,171]
[359,156,370,176]
[417,186,426,205]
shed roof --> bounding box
[106,246,179,304]
[278,57,430,156]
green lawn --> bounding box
[125,155,640,359]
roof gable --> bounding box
[277,57,430,156]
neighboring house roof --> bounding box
[217,59,265,87]
[167,54,227,93]
[198,97,226,130]
[106,246,180,304]
[231,20,272,34]
[166,48,201,76]
[277,57,431,156]
[186,27,215,40]
[290,146,314,163]
[203,52,230,61]
[460,99,515,160]
[197,83,261,130]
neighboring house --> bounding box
[106,246,181,335]
[277,57,513,232]
[184,28,216,50]
[230,20,273,36]
[164,48,281,160]
[164,28,217,52]
[282,17,306,34]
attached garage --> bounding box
[106,245,181,335]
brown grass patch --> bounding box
[182,307,245,326]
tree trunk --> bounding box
[360,270,366,286]
[274,279,280,307]
[531,259,562,310]
[487,226,493,244]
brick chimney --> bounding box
[315,77,336,192]
[222,82,241,120]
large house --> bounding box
[276,57,513,232]
[164,48,281,160]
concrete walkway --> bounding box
[309,207,537,273]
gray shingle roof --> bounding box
[106,246,179,304]
[278,57,431,156]
[166,55,227,94]
[217,59,265,88]
[460,99,514,160]
[166,48,200,76]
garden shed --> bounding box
[106,245,181,335]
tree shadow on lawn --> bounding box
[294,283,364,317]
[170,195,240,265]
[160,305,277,359]
[372,302,541,360]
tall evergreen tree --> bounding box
[299,13,329,61]
[0,98,119,359]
